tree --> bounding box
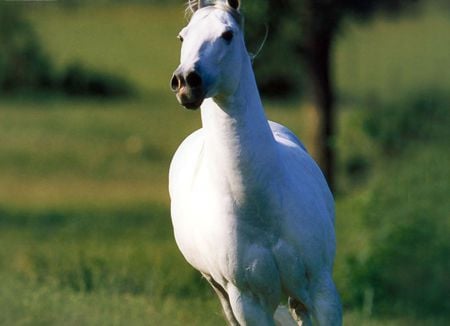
[246,0,420,191]
[0,2,133,97]
[0,3,53,91]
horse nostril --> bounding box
[186,71,202,88]
[170,74,181,92]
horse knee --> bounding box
[310,276,342,326]
[228,286,276,326]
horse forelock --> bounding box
[185,1,243,28]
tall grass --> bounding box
[335,3,450,102]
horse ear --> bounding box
[189,0,240,13]
[227,0,240,10]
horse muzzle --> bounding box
[170,69,205,110]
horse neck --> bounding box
[200,55,279,200]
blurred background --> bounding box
[0,0,448,325]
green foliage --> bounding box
[0,3,133,97]
[0,4,55,91]
[341,0,420,19]
[242,1,304,98]
[343,93,450,317]
[242,0,420,98]
[61,62,133,97]
[243,2,303,98]
[363,90,449,153]
[355,151,449,316]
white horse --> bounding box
[169,1,342,325]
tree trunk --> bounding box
[303,32,336,192]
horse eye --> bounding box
[177,35,184,42]
[221,30,234,42]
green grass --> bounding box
[26,3,182,93]
[0,203,225,325]
[0,2,449,325]
[0,96,185,207]
[335,3,450,101]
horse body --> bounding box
[169,1,341,324]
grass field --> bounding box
[335,3,450,101]
[0,2,449,325]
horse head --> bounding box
[170,0,246,110]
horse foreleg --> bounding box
[288,297,312,326]
[227,285,276,326]
[203,274,240,326]
[309,273,342,326]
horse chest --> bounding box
[190,163,281,234]
[177,169,282,278]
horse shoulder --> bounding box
[169,128,204,199]
[169,129,237,275]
